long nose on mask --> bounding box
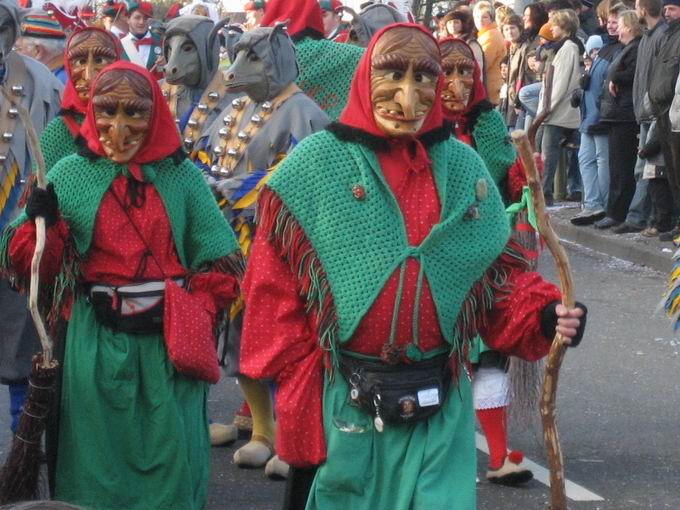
[394,76,418,120]
[447,76,465,99]
[83,52,97,82]
[110,114,130,152]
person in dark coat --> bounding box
[648,0,680,241]
[594,11,642,229]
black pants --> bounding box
[648,178,674,231]
[283,466,318,510]
[657,114,680,219]
[606,122,639,222]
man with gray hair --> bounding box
[15,13,67,84]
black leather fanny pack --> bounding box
[338,352,452,429]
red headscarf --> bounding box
[339,22,444,139]
[260,0,324,37]
[437,37,487,128]
[80,62,181,180]
[61,27,121,135]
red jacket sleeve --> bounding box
[478,249,561,362]
[8,217,69,286]
[240,226,326,467]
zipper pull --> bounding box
[373,393,384,433]
[349,373,361,401]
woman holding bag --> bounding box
[0,63,242,510]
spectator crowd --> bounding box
[437,0,680,241]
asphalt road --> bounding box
[1,242,678,509]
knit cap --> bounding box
[538,22,556,41]
[244,0,266,10]
[584,34,603,56]
[20,14,65,39]
[319,0,342,12]
[664,0,680,6]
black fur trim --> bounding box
[465,100,495,133]
[59,107,83,118]
[77,141,188,165]
[291,29,324,42]
[326,121,453,152]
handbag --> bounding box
[108,188,221,383]
[164,279,221,384]
[338,352,452,430]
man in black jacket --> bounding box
[649,0,680,240]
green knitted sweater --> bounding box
[472,109,517,187]
[2,154,241,278]
[40,115,82,173]
[263,130,511,358]
[295,37,364,121]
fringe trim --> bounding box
[211,251,246,279]
[454,241,532,351]
[46,240,80,333]
[258,188,340,371]
[0,222,20,285]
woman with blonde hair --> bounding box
[536,8,585,204]
[594,10,643,230]
[474,1,506,104]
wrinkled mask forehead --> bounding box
[370,27,440,138]
[0,4,16,60]
[441,42,476,113]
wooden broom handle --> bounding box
[511,130,575,510]
[1,88,53,367]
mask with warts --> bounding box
[441,46,475,113]
[69,33,118,102]
[93,79,152,163]
[370,30,440,138]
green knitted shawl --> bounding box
[294,37,364,121]
[40,115,81,173]
[472,109,517,187]
[2,154,240,273]
[262,130,510,360]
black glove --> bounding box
[26,183,59,227]
[540,301,588,347]
[570,89,582,109]
[638,139,661,160]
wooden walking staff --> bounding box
[0,89,59,503]
[511,129,575,510]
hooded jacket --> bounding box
[579,37,621,134]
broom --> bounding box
[0,89,59,504]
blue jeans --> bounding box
[518,82,541,119]
[624,122,651,227]
[578,132,610,210]
[542,125,581,198]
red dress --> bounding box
[240,139,560,467]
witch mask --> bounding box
[69,30,118,102]
[92,69,152,164]
[440,41,475,114]
[370,27,440,138]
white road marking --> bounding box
[475,432,605,502]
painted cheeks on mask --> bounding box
[370,53,439,138]
[441,57,475,113]
[69,44,117,102]
[93,85,152,164]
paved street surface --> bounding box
[1,242,679,509]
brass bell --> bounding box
[197,103,209,113]
[0,154,7,162]
[223,115,234,126]
[261,101,272,112]
[237,131,249,142]
[219,167,233,177]
[227,148,239,157]
[187,119,198,128]
[208,92,219,101]
[183,138,194,148]
[218,127,230,139]
[2,133,13,142]
[8,108,17,118]
[251,114,263,126]
[162,90,169,98]
[210,164,221,175]
[231,98,244,110]
[213,146,224,156]
[11,85,23,95]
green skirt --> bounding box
[306,371,476,510]
[55,298,210,510]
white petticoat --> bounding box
[472,366,510,410]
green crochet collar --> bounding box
[264,130,510,360]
